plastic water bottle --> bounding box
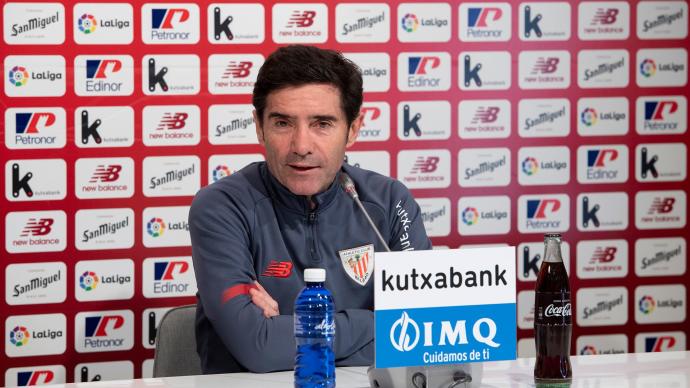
[294,268,335,388]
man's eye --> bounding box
[274,120,289,127]
[317,121,333,128]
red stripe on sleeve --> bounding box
[222,283,258,304]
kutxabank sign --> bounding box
[374,247,516,368]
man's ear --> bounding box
[253,110,265,146]
[346,111,363,148]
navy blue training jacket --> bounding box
[189,161,432,373]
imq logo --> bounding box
[519,2,571,41]
[272,3,328,43]
[636,96,687,135]
[459,51,511,90]
[635,237,686,277]
[73,3,133,44]
[459,3,511,42]
[142,55,200,95]
[636,143,687,182]
[75,311,133,353]
[518,195,570,233]
[578,2,630,40]
[143,257,197,298]
[398,52,450,91]
[75,107,135,148]
[637,2,688,40]
[576,240,628,279]
[5,107,66,149]
[397,101,450,140]
[335,3,389,43]
[142,4,199,44]
[208,54,264,94]
[577,192,629,231]
[207,4,264,44]
[4,3,65,44]
[577,145,629,184]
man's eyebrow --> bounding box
[311,115,339,122]
[266,112,340,122]
[267,112,292,120]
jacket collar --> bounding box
[261,162,342,214]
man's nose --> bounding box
[290,122,312,156]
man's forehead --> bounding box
[263,83,345,118]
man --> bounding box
[189,45,431,374]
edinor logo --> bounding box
[640,59,657,77]
[409,56,440,75]
[398,52,450,91]
[79,271,99,291]
[10,326,31,347]
[78,14,97,34]
[143,257,196,297]
[461,207,479,226]
[639,295,655,314]
[86,59,121,79]
[581,108,597,126]
[146,218,166,237]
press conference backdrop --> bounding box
[2,0,689,385]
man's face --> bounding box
[255,84,361,197]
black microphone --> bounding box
[339,172,391,252]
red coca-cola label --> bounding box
[535,292,572,325]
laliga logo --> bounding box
[461,207,479,226]
[79,271,99,291]
[213,165,232,182]
[581,108,597,126]
[580,345,597,355]
[390,311,500,352]
[147,217,166,237]
[640,59,656,77]
[639,295,655,314]
[401,13,419,32]
[10,326,30,346]
[521,157,539,176]
[9,66,29,86]
[78,14,97,34]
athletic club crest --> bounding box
[338,244,374,286]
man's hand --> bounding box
[249,281,280,318]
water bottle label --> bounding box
[536,292,572,325]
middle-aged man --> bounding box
[189,45,432,374]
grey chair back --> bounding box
[153,304,202,377]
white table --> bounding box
[45,351,690,387]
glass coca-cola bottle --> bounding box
[534,233,572,385]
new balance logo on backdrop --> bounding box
[411,157,439,174]
[287,11,316,28]
[592,8,618,25]
[531,57,559,74]
[21,218,54,236]
[472,107,500,123]
[590,247,617,264]
[157,113,188,130]
[649,198,675,214]
[223,62,252,78]
[89,165,121,183]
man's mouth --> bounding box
[288,164,318,172]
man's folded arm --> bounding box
[189,188,374,373]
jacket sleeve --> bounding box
[387,181,433,252]
[190,186,374,373]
